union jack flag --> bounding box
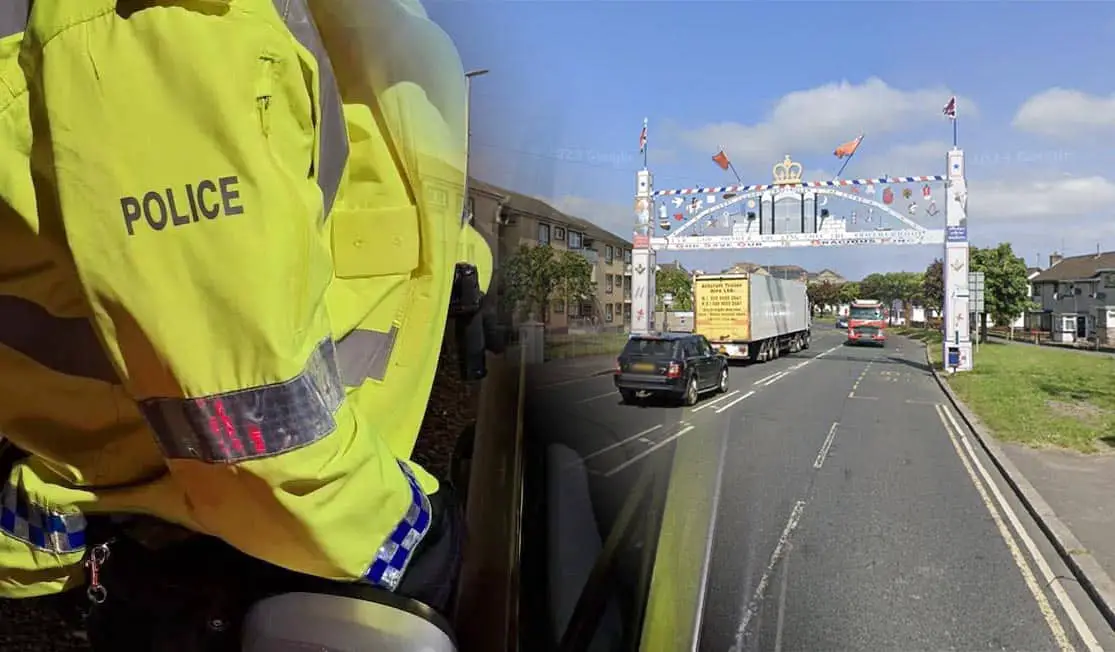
[639,118,648,153]
[942,96,957,120]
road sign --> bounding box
[968,272,985,313]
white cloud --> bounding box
[1013,88,1115,140]
[856,140,951,177]
[972,175,1115,222]
[679,78,975,166]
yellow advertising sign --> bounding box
[695,277,751,341]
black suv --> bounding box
[613,332,729,406]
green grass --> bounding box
[892,327,1115,452]
[544,331,630,360]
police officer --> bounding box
[0,0,490,647]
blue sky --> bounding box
[427,1,1115,280]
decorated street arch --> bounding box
[630,149,974,372]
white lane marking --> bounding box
[939,405,1102,651]
[715,390,755,414]
[757,371,789,387]
[602,425,694,478]
[934,405,1074,652]
[575,390,617,404]
[773,540,793,652]
[813,422,839,469]
[754,371,782,386]
[814,343,841,359]
[731,500,806,652]
[580,424,662,464]
[848,393,877,400]
[691,389,740,412]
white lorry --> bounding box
[692,273,811,363]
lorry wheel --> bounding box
[682,376,699,406]
[717,367,729,393]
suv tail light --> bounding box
[614,358,622,374]
[666,362,681,379]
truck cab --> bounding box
[846,299,887,346]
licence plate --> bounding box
[632,362,655,372]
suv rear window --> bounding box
[622,338,677,357]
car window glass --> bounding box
[623,338,674,357]
[683,340,699,357]
[696,337,711,356]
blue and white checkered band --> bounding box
[0,480,87,553]
[362,460,433,591]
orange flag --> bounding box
[712,150,731,170]
[833,135,863,159]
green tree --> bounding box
[837,281,860,305]
[890,271,924,323]
[922,259,944,315]
[553,250,596,315]
[970,243,1034,328]
[501,244,595,324]
[807,281,840,314]
[858,273,887,302]
[656,266,693,310]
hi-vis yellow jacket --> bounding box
[0,0,491,598]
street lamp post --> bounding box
[463,68,489,224]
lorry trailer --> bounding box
[692,273,811,363]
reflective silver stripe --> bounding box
[0,294,118,383]
[274,0,349,220]
[336,327,397,385]
[0,479,87,553]
[137,328,398,463]
[0,0,28,39]
[139,338,346,463]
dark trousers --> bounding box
[77,483,465,651]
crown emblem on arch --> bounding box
[772,155,804,185]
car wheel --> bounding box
[620,389,638,404]
[717,366,729,393]
[683,376,699,406]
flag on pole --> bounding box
[639,118,648,153]
[942,96,957,120]
[833,135,863,159]
[712,150,731,171]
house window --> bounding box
[605,304,614,322]
[554,226,566,241]
[605,245,614,264]
[552,299,564,314]
[624,249,632,264]
[538,223,551,245]
[605,275,614,294]
[465,197,475,224]
[568,231,583,249]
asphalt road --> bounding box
[530,327,1115,652]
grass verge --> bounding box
[893,327,1115,452]
[544,331,630,360]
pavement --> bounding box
[528,326,1115,651]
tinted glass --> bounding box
[849,306,883,320]
[623,338,676,357]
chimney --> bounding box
[1049,252,1063,268]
